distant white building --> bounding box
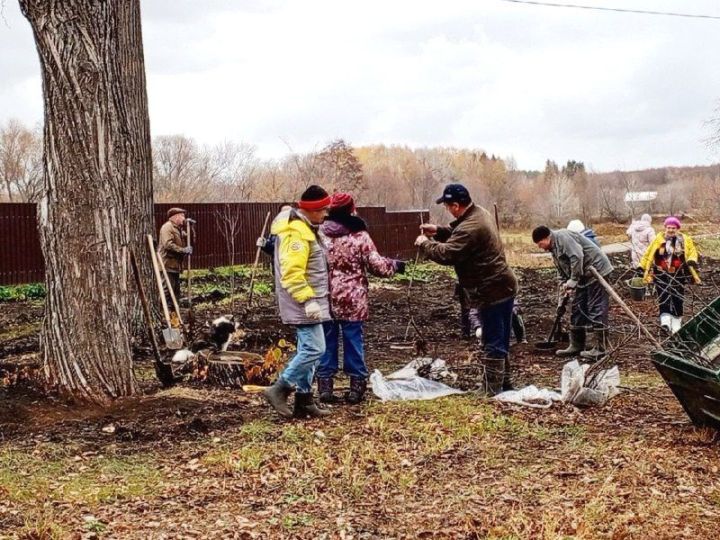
[624,191,657,203]
[624,191,657,219]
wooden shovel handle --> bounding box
[147,235,172,327]
[248,211,272,307]
[157,248,183,326]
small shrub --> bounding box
[0,283,46,302]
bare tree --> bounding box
[0,119,43,202]
[153,134,202,202]
[547,173,576,224]
[215,204,242,311]
[20,0,155,403]
[201,141,258,201]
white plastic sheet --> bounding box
[560,360,620,407]
[494,361,619,409]
[370,358,463,401]
[494,385,562,408]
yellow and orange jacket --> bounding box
[639,232,699,283]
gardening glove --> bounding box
[644,273,654,284]
[304,301,323,321]
[687,261,701,284]
[415,234,430,247]
[564,279,577,293]
[256,236,267,248]
[394,260,407,274]
[181,246,193,255]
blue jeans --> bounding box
[317,321,367,379]
[279,324,326,393]
[479,297,515,358]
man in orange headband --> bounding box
[263,185,333,419]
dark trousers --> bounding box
[165,271,181,311]
[478,297,515,358]
[317,320,367,379]
[569,280,609,330]
[655,271,684,317]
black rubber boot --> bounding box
[580,328,609,362]
[502,355,514,392]
[317,377,340,404]
[345,377,367,405]
[556,328,586,357]
[481,356,506,396]
[293,392,331,418]
[460,308,471,339]
[512,312,527,344]
[262,379,294,418]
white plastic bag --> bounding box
[494,385,562,408]
[370,368,464,401]
[386,358,457,384]
[560,360,620,407]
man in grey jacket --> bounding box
[532,225,614,360]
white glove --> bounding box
[475,327,483,340]
[256,237,267,248]
[564,279,577,291]
[304,301,323,321]
[415,234,430,247]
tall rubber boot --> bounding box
[670,316,682,334]
[556,328,586,357]
[262,379,294,418]
[317,377,341,404]
[293,392,331,418]
[502,355,514,392]
[660,313,672,333]
[580,328,609,362]
[481,356,505,396]
[345,377,368,405]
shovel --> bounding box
[147,234,184,350]
[534,293,570,352]
[129,249,174,386]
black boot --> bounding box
[460,308,471,339]
[556,328,586,357]
[262,379,294,418]
[345,377,367,405]
[502,355,514,392]
[293,392,331,418]
[580,328,609,362]
[481,356,505,396]
[317,377,340,404]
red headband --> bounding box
[297,196,331,211]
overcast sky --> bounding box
[2,0,719,171]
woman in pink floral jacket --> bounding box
[317,193,405,404]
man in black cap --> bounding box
[158,207,193,308]
[415,184,518,395]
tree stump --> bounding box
[206,351,263,388]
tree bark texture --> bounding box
[20,0,155,403]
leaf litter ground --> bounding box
[2,263,720,539]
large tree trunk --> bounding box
[20,0,155,404]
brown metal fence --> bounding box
[1,203,428,286]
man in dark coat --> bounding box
[416,184,518,395]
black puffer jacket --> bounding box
[421,204,518,307]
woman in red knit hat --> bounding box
[317,192,406,404]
